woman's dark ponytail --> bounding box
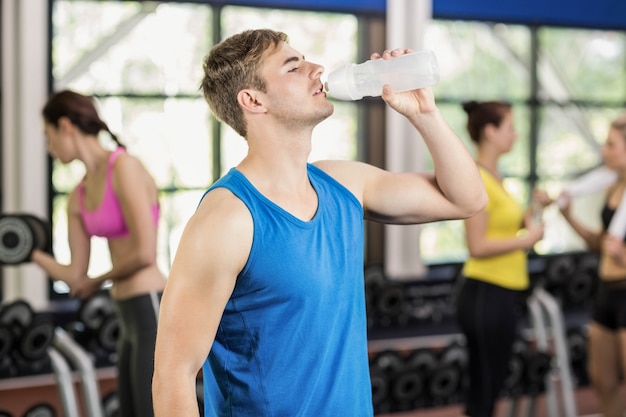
[42,90,125,148]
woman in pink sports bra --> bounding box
[32,90,165,417]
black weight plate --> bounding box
[97,315,120,352]
[428,364,461,399]
[391,370,423,401]
[503,355,524,390]
[370,350,403,375]
[440,342,468,369]
[567,329,587,363]
[376,284,405,317]
[0,325,14,358]
[525,351,552,384]
[369,369,388,406]
[78,293,115,330]
[0,215,35,264]
[566,270,594,304]
[0,300,34,329]
[19,319,55,361]
[545,255,576,286]
[407,347,438,376]
[23,403,55,417]
[20,214,50,253]
[364,265,386,288]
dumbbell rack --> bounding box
[0,299,108,417]
[46,346,80,416]
[51,327,105,417]
[12,326,107,417]
[505,287,577,417]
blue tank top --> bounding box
[201,163,372,417]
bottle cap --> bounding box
[325,63,363,101]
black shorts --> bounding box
[591,280,626,330]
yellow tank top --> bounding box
[462,167,529,290]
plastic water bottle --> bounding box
[324,50,440,101]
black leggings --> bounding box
[114,292,162,417]
[455,277,523,417]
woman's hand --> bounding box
[533,189,553,207]
[523,221,545,249]
[70,277,101,299]
[556,192,572,218]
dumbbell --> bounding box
[369,367,389,412]
[428,342,467,405]
[502,338,529,397]
[0,300,55,362]
[0,314,17,377]
[565,270,594,306]
[564,253,598,306]
[389,347,438,409]
[567,329,586,364]
[524,350,552,394]
[567,328,588,387]
[0,323,15,359]
[364,265,386,289]
[22,403,55,417]
[544,254,576,289]
[375,283,407,326]
[364,265,386,322]
[75,292,119,353]
[0,214,50,265]
[369,350,403,412]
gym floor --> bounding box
[378,386,604,417]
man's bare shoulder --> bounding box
[190,187,252,236]
[313,159,376,202]
[172,186,253,278]
[313,159,375,178]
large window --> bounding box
[419,21,533,263]
[535,28,625,253]
[419,21,626,264]
[49,1,359,294]
[49,2,626,291]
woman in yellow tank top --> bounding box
[455,101,546,417]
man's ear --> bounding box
[237,89,267,114]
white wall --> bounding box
[1,0,50,309]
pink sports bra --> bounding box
[78,148,159,239]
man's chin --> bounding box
[321,102,335,120]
